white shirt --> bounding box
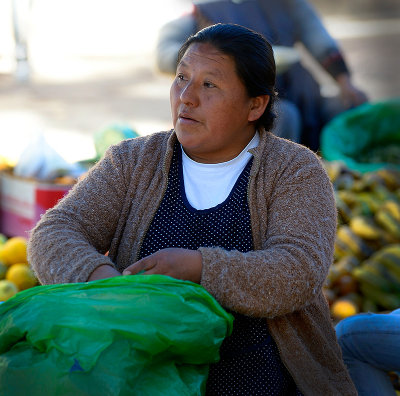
[181,132,260,210]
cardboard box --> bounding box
[0,171,73,238]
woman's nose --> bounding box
[180,81,199,106]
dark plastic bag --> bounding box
[0,275,233,396]
[321,98,400,173]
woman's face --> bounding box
[170,42,262,163]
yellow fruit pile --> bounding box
[323,161,400,320]
[0,235,38,302]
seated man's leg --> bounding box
[271,99,301,143]
[336,310,400,396]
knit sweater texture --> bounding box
[28,129,357,395]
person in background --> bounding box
[336,309,400,396]
[11,0,32,81]
[155,0,368,151]
[28,23,356,395]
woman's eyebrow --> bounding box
[177,60,224,79]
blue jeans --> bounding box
[336,309,400,396]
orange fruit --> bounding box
[6,263,37,291]
[0,237,28,266]
[331,299,358,321]
[0,279,18,301]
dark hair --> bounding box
[177,23,277,131]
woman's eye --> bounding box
[204,81,215,88]
[176,74,186,81]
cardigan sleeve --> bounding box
[199,147,337,318]
[27,144,130,285]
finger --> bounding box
[141,267,160,276]
[123,259,146,275]
[140,261,157,275]
[123,257,155,275]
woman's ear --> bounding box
[248,95,270,122]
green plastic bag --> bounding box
[94,124,140,160]
[321,98,400,173]
[0,275,233,396]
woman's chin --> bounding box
[176,137,199,152]
[176,128,197,144]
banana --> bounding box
[355,192,382,215]
[336,255,360,271]
[353,264,393,294]
[334,238,353,260]
[382,200,400,222]
[334,173,356,191]
[381,244,400,256]
[376,169,400,190]
[377,229,399,246]
[374,245,400,281]
[373,184,398,202]
[349,216,382,240]
[351,178,369,193]
[359,283,400,311]
[360,172,387,190]
[336,190,359,207]
[323,160,346,183]
[336,225,374,259]
[370,260,400,293]
[331,255,360,280]
[375,209,400,240]
[334,192,353,224]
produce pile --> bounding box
[0,236,38,302]
[323,161,400,321]
[357,143,400,165]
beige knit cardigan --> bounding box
[28,129,357,395]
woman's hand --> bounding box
[87,264,121,281]
[123,248,203,283]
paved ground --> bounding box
[0,0,399,164]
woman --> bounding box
[28,24,356,395]
[336,309,400,395]
[155,0,368,151]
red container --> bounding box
[0,171,73,238]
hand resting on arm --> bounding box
[122,248,203,284]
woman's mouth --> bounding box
[178,114,198,124]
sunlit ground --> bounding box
[0,0,399,165]
[0,0,190,164]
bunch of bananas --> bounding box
[323,161,400,318]
[353,245,400,311]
